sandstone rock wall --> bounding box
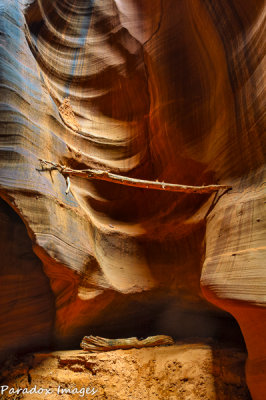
[0,1,265,398]
[0,198,54,359]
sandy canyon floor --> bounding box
[0,340,251,400]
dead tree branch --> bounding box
[39,159,232,194]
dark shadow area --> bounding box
[52,287,247,351]
[211,345,252,400]
[0,196,55,362]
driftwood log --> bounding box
[80,335,174,352]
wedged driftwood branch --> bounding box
[80,335,174,352]
[39,159,232,194]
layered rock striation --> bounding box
[0,0,265,398]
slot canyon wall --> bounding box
[0,0,265,398]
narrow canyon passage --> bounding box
[0,0,265,399]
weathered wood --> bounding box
[80,335,174,352]
[39,160,232,194]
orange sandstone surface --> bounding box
[0,1,265,399]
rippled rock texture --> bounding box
[0,1,265,398]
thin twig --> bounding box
[38,159,232,194]
[65,176,71,194]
